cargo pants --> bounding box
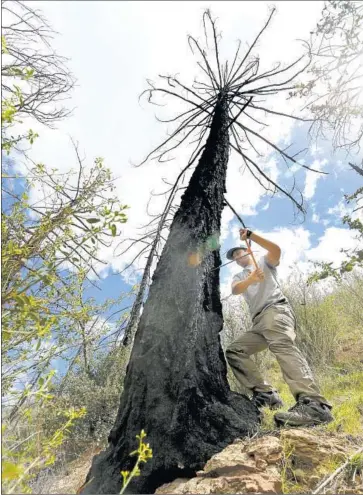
[225,302,330,405]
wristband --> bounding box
[246,229,253,239]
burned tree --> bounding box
[118,152,203,347]
[82,9,325,494]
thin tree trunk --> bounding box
[121,243,155,347]
[349,161,363,177]
[82,96,259,495]
[80,322,90,376]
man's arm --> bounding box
[232,278,252,295]
[232,268,265,295]
[240,229,281,266]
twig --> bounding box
[312,447,363,495]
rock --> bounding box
[156,436,282,494]
[155,478,192,494]
[280,429,348,468]
[155,429,361,494]
[246,436,283,470]
[201,435,282,477]
[202,440,258,477]
[155,473,281,494]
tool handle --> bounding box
[246,239,259,270]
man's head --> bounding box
[226,246,251,268]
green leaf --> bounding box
[2,460,23,480]
[111,224,117,237]
[25,68,35,80]
[86,218,100,224]
[1,35,8,54]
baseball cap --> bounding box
[226,246,247,261]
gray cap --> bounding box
[226,246,247,260]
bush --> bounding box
[43,346,130,461]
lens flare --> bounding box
[188,233,220,267]
[188,252,202,267]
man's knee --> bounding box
[225,343,250,364]
[226,345,241,363]
[225,345,235,361]
[268,338,296,356]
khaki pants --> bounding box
[225,303,329,405]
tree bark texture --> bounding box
[82,96,259,494]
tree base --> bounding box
[82,391,259,494]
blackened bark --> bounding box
[349,162,363,177]
[82,96,259,494]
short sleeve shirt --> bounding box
[232,255,285,319]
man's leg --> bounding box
[225,330,270,392]
[258,304,328,403]
[226,330,283,409]
[256,304,333,425]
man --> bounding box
[225,228,333,427]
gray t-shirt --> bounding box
[232,255,285,319]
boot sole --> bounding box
[274,415,333,428]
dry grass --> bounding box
[31,446,101,494]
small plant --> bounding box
[120,430,153,494]
[346,452,363,483]
[280,441,295,494]
[2,406,86,494]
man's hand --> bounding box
[232,268,264,295]
[249,268,265,284]
[239,228,249,241]
[240,229,281,266]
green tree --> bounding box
[308,162,363,283]
[1,3,131,491]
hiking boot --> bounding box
[252,390,284,410]
[274,396,333,427]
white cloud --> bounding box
[222,226,311,294]
[312,213,320,223]
[303,158,328,200]
[310,144,324,157]
[328,199,352,221]
[259,227,312,280]
[307,227,361,267]
[291,163,303,174]
[222,223,363,300]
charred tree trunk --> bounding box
[82,96,259,494]
[349,161,363,177]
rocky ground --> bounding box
[41,427,363,494]
[156,427,363,494]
